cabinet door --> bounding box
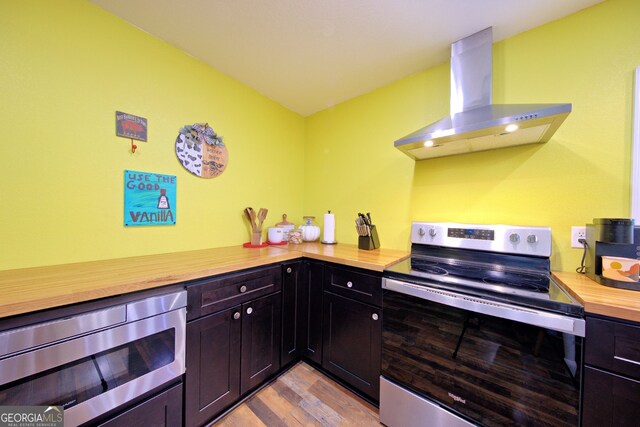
[322,292,381,401]
[300,260,324,364]
[98,383,182,427]
[282,262,301,366]
[185,306,241,427]
[583,366,640,427]
[240,292,282,394]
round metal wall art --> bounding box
[175,122,228,178]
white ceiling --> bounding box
[90,0,603,117]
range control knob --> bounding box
[418,228,425,237]
[526,234,538,244]
[509,233,520,243]
[428,228,437,237]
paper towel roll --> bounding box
[323,213,335,243]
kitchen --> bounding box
[1,0,640,425]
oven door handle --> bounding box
[383,278,585,337]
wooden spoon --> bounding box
[244,208,252,228]
[245,207,258,231]
[257,208,268,231]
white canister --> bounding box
[267,227,284,244]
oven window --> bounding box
[0,329,175,409]
[382,290,582,427]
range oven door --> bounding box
[381,279,584,427]
[0,291,186,427]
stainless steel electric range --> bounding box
[380,222,585,427]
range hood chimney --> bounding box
[395,27,571,160]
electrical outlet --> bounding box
[571,226,587,248]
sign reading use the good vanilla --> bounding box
[124,170,176,226]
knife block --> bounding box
[358,225,380,250]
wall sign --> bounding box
[175,122,228,178]
[124,170,176,226]
[116,111,147,141]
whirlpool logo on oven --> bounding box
[448,392,467,405]
[0,406,63,427]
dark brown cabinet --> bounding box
[98,383,183,427]
[322,265,382,401]
[185,306,241,427]
[300,260,324,364]
[185,266,282,427]
[184,261,385,425]
[281,261,302,366]
[240,292,281,393]
[583,316,640,427]
[583,366,640,426]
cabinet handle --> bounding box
[239,285,247,293]
[233,312,240,320]
[347,281,353,288]
[286,267,292,274]
[246,307,253,315]
[372,313,379,321]
[614,355,640,366]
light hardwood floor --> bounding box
[214,362,381,426]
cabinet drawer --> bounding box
[323,265,382,306]
[586,316,640,380]
[187,266,281,320]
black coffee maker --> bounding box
[585,218,640,291]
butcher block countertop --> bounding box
[0,243,409,319]
[553,272,640,323]
[277,242,410,272]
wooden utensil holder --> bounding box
[251,230,263,246]
[358,225,380,250]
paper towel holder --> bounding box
[321,210,337,245]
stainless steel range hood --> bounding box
[395,27,571,160]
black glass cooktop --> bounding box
[409,256,551,293]
[385,251,583,316]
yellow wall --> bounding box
[305,0,640,271]
[0,0,305,270]
[2,0,639,273]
